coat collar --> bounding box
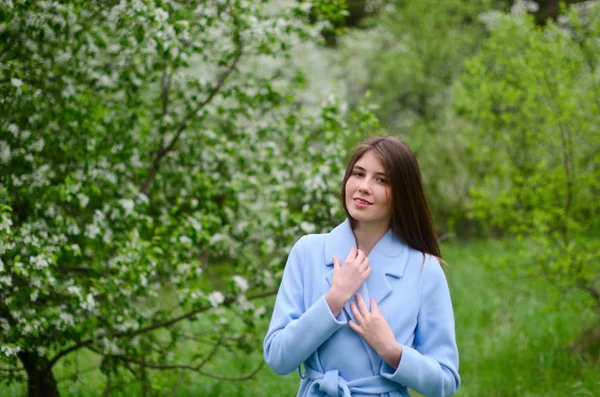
[323,219,409,320]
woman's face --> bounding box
[345,150,392,228]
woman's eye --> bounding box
[377,178,387,184]
[353,172,364,177]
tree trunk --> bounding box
[18,351,60,397]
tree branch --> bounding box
[196,329,225,369]
[47,289,276,370]
[141,45,243,195]
[120,288,275,338]
[0,37,17,61]
[159,65,172,139]
[0,366,25,372]
[539,73,575,221]
[87,344,265,381]
[577,280,600,305]
[55,365,100,384]
[55,266,108,277]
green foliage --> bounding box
[364,0,502,130]
[337,0,513,235]
[0,0,380,394]
[456,5,600,308]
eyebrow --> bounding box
[353,165,387,177]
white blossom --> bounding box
[11,78,23,88]
[1,345,21,357]
[154,7,169,24]
[85,223,101,239]
[300,221,316,233]
[232,275,249,292]
[113,320,139,332]
[59,312,75,327]
[8,124,19,135]
[0,318,10,332]
[0,214,12,232]
[262,269,275,287]
[218,316,228,325]
[208,291,225,307]
[209,233,227,245]
[67,223,81,235]
[237,295,253,311]
[254,305,266,318]
[101,337,123,355]
[78,193,89,208]
[70,244,81,256]
[0,142,11,163]
[82,293,96,312]
[30,138,45,152]
[67,285,82,297]
[119,198,135,216]
[30,254,50,270]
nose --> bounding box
[358,178,372,194]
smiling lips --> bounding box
[353,197,372,208]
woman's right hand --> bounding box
[325,248,371,317]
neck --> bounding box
[353,220,389,256]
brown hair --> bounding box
[341,136,442,259]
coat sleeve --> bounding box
[380,255,460,397]
[263,235,347,375]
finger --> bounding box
[348,320,361,334]
[333,256,340,270]
[359,257,370,271]
[345,248,357,262]
[356,294,369,315]
[350,302,364,323]
[370,298,380,314]
[362,266,372,280]
[355,249,365,264]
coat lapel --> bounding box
[364,228,408,306]
[323,220,409,323]
[324,219,359,322]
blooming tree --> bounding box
[0,1,378,395]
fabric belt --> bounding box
[305,367,399,397]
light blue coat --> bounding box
[264,219,460,397]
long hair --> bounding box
[341,136,441,259]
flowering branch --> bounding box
[47,289,276,370]
[141,43,244,195]
[87,344,265,381]
[159,65,172,138]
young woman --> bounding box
[264,136,460,397]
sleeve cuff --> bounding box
[314,294,347,326]
[380,344,421,385]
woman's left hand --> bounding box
[349,294,402,370]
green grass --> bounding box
[2,239,599,396]
[443,239,599,397]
